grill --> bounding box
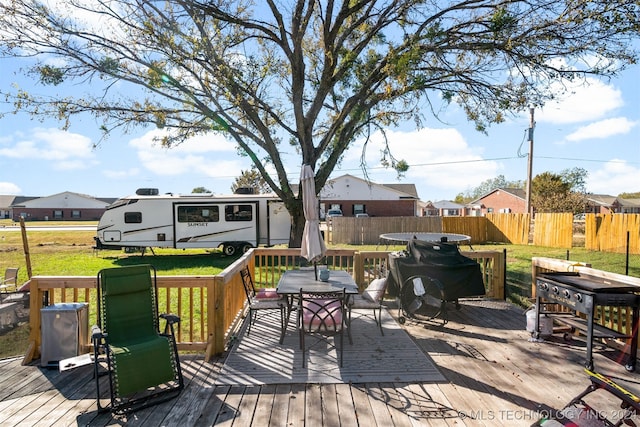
[534,272,640,371]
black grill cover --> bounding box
[387,239,486,301]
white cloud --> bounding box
[566,117,637,142]
[103,168,140,180]
[345,128,500,199]
[129,129,242,179]
[587,160,640,195]
[0,182,21,194]
[0,128,95,163]
[536,78,623,125]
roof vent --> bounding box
[135,188,159,196]
[234,187,255,194]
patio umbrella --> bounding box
[300,164,327,280]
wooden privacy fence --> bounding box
[533,213,574,248]
[331,213,640,253]
[586,214,640,254]
[330,216,443,245]
[486,213,530,245]
[22,247,504,364]
[330,215,518,245]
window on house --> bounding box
[353,204,365,215]
[53,210,63,219]
[124,212,142,223]
[71,210,81,219]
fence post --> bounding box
[23,278,41,364]
[205,275,224,361]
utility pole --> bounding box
[525,106,535,216]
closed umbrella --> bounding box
[300,164,326,280]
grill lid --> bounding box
[539,272,638,293]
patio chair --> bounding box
[240,267,285,337]
[0,267,19,292]
[93,264,184,414]
[240,266,280,300]
[298,289,347,367]
[348,277,388,336]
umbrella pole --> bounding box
[314,263,318,281]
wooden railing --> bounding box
[531,257,640,341]
[22,248,505,364]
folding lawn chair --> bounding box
[93,264,184,413]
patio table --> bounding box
[276,269,359,343]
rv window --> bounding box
[124,212,142,223]
[225,205,253,221]
[177,206,220,223]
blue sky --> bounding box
[1,55,638,203]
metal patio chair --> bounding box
[298,289,347,367]
[240,266,285,336]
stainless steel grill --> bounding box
[534,272,640,372]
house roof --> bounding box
[6,196,39,206]
[1,192,115,207]
[381,183,419,199]
[586,194,619,206]
[321,174,419,200]
[0,195,18,208]
[471,187,526,204]
[432,200,464,209]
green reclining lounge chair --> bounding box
[93,264,184,413]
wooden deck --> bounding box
[2,299,640,426]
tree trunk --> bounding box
[289,205,305,248]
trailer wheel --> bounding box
[223,244,236,256]
[241,243,253,253]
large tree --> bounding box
[1,1,638,245]
[231,167,271,194]
[531,168,588,213]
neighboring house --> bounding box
[469,187,526,216]
[585,194,618,214]
[586,195,640,214]
[9,191,117,221]
[319,174,419,217]
[621,199,640,213]
[418,200,439,217]
[431,200,466,216]
[0,195,18,219]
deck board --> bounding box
[2,298,640,426]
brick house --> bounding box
[10,191,116,221]
[469,187,526,216]
[318,174,419,218]
[586,195,640,214]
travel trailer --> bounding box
[95,189,291,255]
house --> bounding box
[584,194,640,214]
[318,174,419,217]
[9,191,117,221]
[469,187,526,216]
[431,200,466,216]
[0,195,18,219]
[418,200,439,217]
